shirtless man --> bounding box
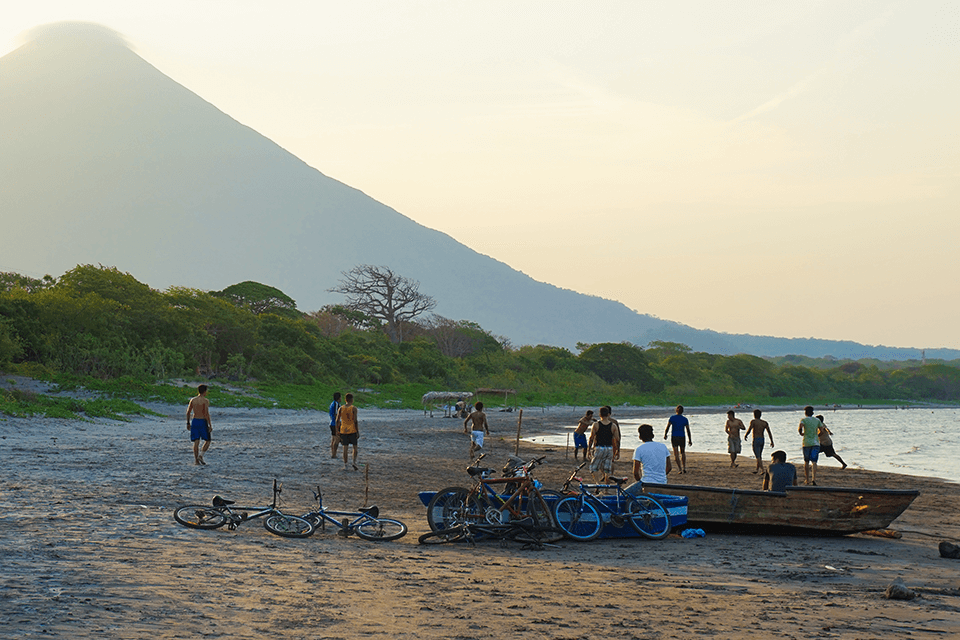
[464,401,490,459]
[572,410,594,460]
[186,384,212,466]
[744,409,774,474]
[337,393,360,471]
[725,410,746,468]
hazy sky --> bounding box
[4,2,959,349]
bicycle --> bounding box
[418,514,561,549]
[552,475,672,541]
[174,479,315,538]
[426,454,561,543]
[300,485,407,541]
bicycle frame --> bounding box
[214,479,285,529]
[302,487,381,533]
[466,456,547,524]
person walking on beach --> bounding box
[625,423,671,494]
[798,406,821,485]
[186,384,212,466]
[762,450,798,491]
[572,410,594,460]
[328,391,342,459]
[336,393,360,471]
[815,415,848,469]
[588,406,620,483]
[664,405,692,474]
[725,410,746,468]
[464,401,490,459]
[744,409,774,475]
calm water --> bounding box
[526,407,960,484]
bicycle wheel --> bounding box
[626,494,672,540]
[263,514,315,538]
[553,497,602,541]
[418,526,468,545]
[525,491,564,543]
[426,487,484,531]
[174,505,227,529]
[355,517,408,541]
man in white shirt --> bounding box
[625,423,672,493]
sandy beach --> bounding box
[2,400,959,639]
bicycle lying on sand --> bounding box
[425,454,562,544]
[300,485,407,541]
[418,514,561,548]
[552,472,672,541]
[174,479,315,538]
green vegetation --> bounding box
[1,265,958,418]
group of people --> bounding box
[562,403,848,492]
[725,405,847,487]
[184,385,362,470]
[186,386,845,493]
[327,392,361,471]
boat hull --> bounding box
[640,483,919,535]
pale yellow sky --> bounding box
[4,1,959,349]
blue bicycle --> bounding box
[553,476,671,541]
[301,485,408,541]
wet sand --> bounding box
[1,403,959,639]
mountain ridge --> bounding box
[3,22,956,360]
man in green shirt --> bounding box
[798,405,822,485]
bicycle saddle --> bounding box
[359,506,380,518]
[611,477,628,485]
[212,496,235,507]
[467,466,492,477]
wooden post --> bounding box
[363,463,370,507]
[514,408,523,456]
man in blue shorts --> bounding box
[186,384,212,466]
[664,405,692,474]
[572,410,593,460]
[798,405,821,485]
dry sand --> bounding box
[1,402,959,639]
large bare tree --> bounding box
[329,265,436,344]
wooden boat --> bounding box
[640,482,919,535]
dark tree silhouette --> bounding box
[330,265,436,344]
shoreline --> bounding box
[2,404,959,638]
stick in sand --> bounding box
[514,408,523,456]
[364,463,370,507]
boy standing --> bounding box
[464,402,490,459]
[337,393,360,471]
[798,406,821,485]
[744,409,774,475]
[328,392,342,459]
[186,384,212,466]
[725,410,746,468]
[664,405,693,474]
[588,406,621,483]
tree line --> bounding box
[1,264,958,404]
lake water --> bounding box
[525,407,960,484]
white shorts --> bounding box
[471,431,485,448]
